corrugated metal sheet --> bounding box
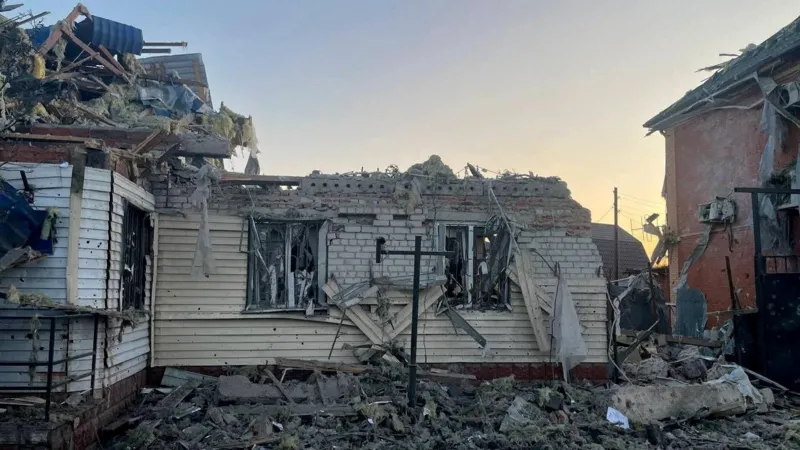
[153,215,609,367]
[0,164,72,391]
[139,53,213,107]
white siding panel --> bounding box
[0,164,73,390]
[98,173,153,389]
[153,214,609,368]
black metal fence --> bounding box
[0,309,101,420]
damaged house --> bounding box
[645,15,800,389]
[0,4,259,447]
[0,4,612,448]
[149,161,609,380]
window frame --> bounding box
[244,218,328,313]
[119,200,153,312]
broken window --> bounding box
[439,218,510,310]
[246,221,325,311]
[120,201,153,311]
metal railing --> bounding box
[0,309,101,420]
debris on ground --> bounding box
[102,356,800,450]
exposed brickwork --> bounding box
[0,370,145,450]
[667,105,800,319]
[52,370,147,450]
[150,171,602,286]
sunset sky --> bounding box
[28,0,800,249]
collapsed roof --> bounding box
[644,15,800,133]
[0,3,259,172]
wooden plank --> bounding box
[0,132,98,144]
[507,266,553,315]
[513,250,550,352]
[322,280,384,345]
[133,128,168,154]
[265,369,295,405]
[273,358,368,374]
[387,285,444,341]
[60,25,125,77]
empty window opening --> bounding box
[247,221,324,311]
[120,202,153,311]
[441,221,509,310]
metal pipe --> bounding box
[140,48,172,54]
[143,41,188,47]
[726,256,743,365]
[91,314,99,392]
[408,235,422,407]
[44,317,56,421]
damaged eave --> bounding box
[15,124,232,158]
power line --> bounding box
[621,195,664,207]
[595,205,614,222]
[618,200,652,214]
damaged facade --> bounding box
[0,3,263,447]
[645,15,800,389]
[149,164,609,377]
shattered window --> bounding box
[120,202,153,311]
[442,220,510,310]
[246,221,323,311]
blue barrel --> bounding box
[74,15,144,55]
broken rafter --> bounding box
[74,104,122,127]
[60,24,126,78]
[98,45,126,72]
[36,3,92,56]
[133,128,169,154]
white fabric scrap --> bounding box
[189,165,221,278]
[553,275,588,381]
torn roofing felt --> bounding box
[644,15,800,131]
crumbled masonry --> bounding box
[102,356,800,450]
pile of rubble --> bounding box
[0,3,259,172]
[102,356,800,450]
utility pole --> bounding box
[614,187,619,280]
[375,236,450,407]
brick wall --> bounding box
[666,103,800,318]
[150,171,598,286]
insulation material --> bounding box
[553,275,588,381]
[189,165,221,278]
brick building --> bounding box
[644,15,800,320]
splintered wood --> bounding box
[321,279,445,347]
[508,249,551,352]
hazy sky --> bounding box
[25,0,800,243]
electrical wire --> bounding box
[620,195,664,207]
[595,206,614,222]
